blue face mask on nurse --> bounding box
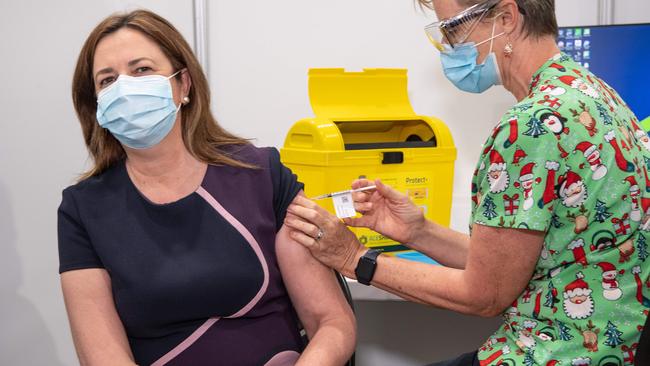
[425,0,507,93]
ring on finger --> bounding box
[315,228,324,241]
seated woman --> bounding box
[58,10,355,366]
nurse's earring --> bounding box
[504,39,514,57]
[182,96,190,105]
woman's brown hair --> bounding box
[72,9,254,180]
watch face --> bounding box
[355,250,380,285]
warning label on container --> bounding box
[405,176,428,185]
[408,187,428,200]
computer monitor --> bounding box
[557,23,650,123]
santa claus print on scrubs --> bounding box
[539,82,566,96]
[571,357,592,366]
[595,262,623,301]
[515,320,537,350]
[557,74,600,99]
[556,170,588,208]
[630,117,650,151]
[637,131,650,152]
[487,150,510,193]
[563,272,594,320]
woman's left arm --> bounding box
[286,196,545,317]
[276,223,356,365]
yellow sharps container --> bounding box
[281,68,456,254]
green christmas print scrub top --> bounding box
[471,53,650,365]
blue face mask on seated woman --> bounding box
[96,70,183,149]
[440,17,504,94]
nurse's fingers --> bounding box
[354,201,373,213]
[291,195,333,218]
[284,216,321,239]
[343,216,372,228]
[351,178,373,190]
[291,195,321,209]
[288,229,317,249]
[352,190,372,203]
[286,204,324,227]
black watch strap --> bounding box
[354,248,382,286]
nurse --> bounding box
[285,0,650,364]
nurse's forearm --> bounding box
[341,252,496,316]
[408,220,470,269]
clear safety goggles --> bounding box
[424,0,501,51]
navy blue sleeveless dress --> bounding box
[58,145,305,365]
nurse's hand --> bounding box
[346,179,425,245]
[285,195,365,273]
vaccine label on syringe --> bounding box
[332,192,356,218]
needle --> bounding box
[311,185,377,200]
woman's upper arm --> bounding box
[58,188,104,272]
[269,149,355,353]
[464,224,545,316]
[61,269,135,365]
[275,224,356,337]
[267,147,304,231]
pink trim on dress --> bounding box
[264,350,300,366]
[151,317,220,366]
[196,186,270,318]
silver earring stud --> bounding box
[182,96,190,104]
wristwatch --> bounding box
[354,248,382,286]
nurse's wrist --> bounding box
[406,219,435,249]
[341,243,368,279]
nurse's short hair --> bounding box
[418,0,558,39]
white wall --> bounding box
[1,1,648,365]
[614,0,650,24]
[556,0,599,25]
